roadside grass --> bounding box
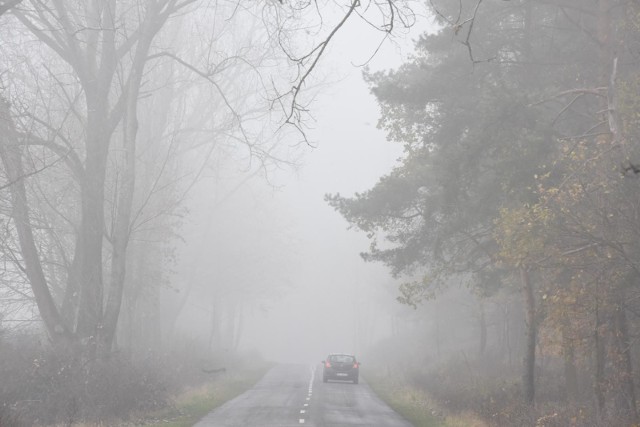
[365,374,487,427]
[132,364,272,427]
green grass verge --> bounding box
[365,373,445,427]
[136,364,272,427]
[365,374,486,427]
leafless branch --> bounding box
[0,148,72,192]
[461,0,483,64]
[279,0,360,139]
[531,87,607,107]
[18,134,84,181]
[147,51,252,146]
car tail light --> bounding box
[325,361,331,368]
[353,362,359,369]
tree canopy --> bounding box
[328,0,640,419]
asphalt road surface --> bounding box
[194,363,414,427]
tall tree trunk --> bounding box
[0,99,73,346]
[502,303,513,367]
[611,289,638,424]
[561,313,578,402]
[98,5,163,357]
[433,315,441,361]
[209,296,220,350]
[100,88,138,356]
[61,233,82,328]
[225,302,237,350]
[75,115,109,357]
[11,0,177,360]
[233,303,244,351]
[520,3,536,404]
[520,265,536,405]
[479,299,487,357]
[594,292,606,418]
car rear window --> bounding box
[330,355,355,363]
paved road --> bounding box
[194,363,413,427]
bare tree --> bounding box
[0,0,424,360]
[7,0,207,358]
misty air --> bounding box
[0,1,638,426]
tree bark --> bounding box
[60,232,82,328]
[209,296,220,350]
[0,99,73,346]
[479,299,487,356]
[75,113,109,356]
[611,290,638,424]
[561,314,578,402]
[594,292,606,418]
[520,265,536,405]
[100,97,137,356]
[97,2,167,357]
[13,0,171,359]
[233,303,244,351]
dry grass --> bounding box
[37,365,271,427]
[129,364,272,427]
[365,373,488,427]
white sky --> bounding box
[244,15,431,363]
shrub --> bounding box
[399,354,601,427]
[0,332,228,425]
[0,404,23,427]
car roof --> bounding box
[328,353,356,357]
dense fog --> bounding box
[3,1,640,426]
[170,43,410,363]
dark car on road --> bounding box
[322,353,359,384]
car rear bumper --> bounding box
[323,370,359,380]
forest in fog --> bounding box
[1,0,640,426]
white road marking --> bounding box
[298,364,314,424]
